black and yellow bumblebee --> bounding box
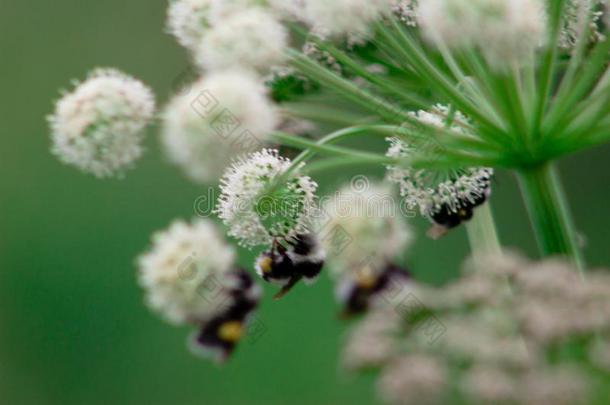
[190,269,261,362]
[255,233,325,299]
[428,176,492,239]
[336,263,411,318]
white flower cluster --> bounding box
[301,0,394,37]
[49,68,155,178]
[167,0,214,52]
[137,219,236,325]
[393,0,419,27]
[386,106,493,218]
[196,6,288,73]
[167,0,288,74]
[321,183,412,278]
[216,149,318,248]
[418,0,547,69]
[161,71,277,183]
[560,0,608,49]
[343,252,610,405]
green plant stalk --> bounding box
[517,163,584,273]
[466,202,503,268]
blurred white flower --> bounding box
[302,0,394,37]
[137,219,236,325]
[393,0,419,26]
[216,149,318,247]
[377,354,447,405]
[195,7,288,74]
[167,0,214,52]
[161,70,276,183]
[418,0,546,69]
[49,68,155,178]
[321,182,413,279]
[268,0,308,20]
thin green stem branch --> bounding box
[270,131,395,164]
[517,163,585,273]
[466,202,503,260]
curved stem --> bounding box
[269,131,396,164]
[303,156,388,175]
[517,163,584,273]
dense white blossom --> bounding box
[195,7,288,73]
[167,0,214,52]
[161,71,277,183]
[49,68,155,178]
[560,0,607,48]
[302,0,394,37]
[137,219,236,325]
[418,0,547,68]
[393,0,419,26]
[216,149,318,247]
[321,182,412,278]
[386,105,493,218]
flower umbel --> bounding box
[49,68,155,177]
[137,218,261,362]
[195,7,288,73]
[161,70,277,183]
[386,106,493,230]
[216,149,318,247]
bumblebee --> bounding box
[428,180,492,239]
[190,269,261,362]
[336,264,411,318]
[254,233,326,299]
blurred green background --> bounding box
[2,1,610,404]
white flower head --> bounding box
[49,68,155,178]
[386,105,493,218]
[167,0,214,52]
[302,0,394,37]
[208,0,261,22]
[377,354,448,405]
[137,219,236,325]
[418,0,547,69]
[268,0,308,20]
[161,70,277,183]
[560,0,607,49]
[216,149,318,248]
[195,7,288,74]
[393,0,419,27]
[321,182,413,279]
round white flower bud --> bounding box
[216,149,318,248]
[137,219,236,325]
[49,68,155,178]
[161,70,277,183]
[418,0,546,69]
[166,0,214,52]
[302,0,394,37]
[321,182,413,279]
[195,8,288,74]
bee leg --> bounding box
[273,274,303,300]
[426,224,450,240]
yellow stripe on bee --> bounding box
[258,256,273,273]
[218,321,244,342]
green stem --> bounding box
[517,163,584,273]
[303,156,388,175]
[269,132,396,164]
[466,203,503,267]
